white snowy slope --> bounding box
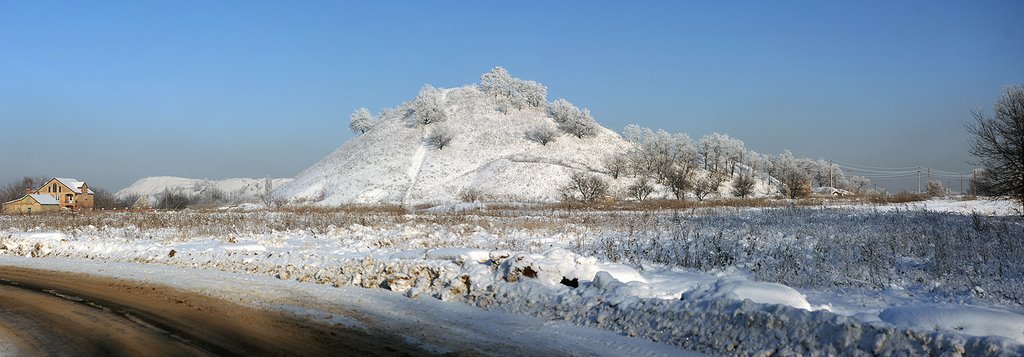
[116,176,292,202]
[276,86,631,205]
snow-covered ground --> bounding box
[1,198,1022,355]
[0,256,699,356]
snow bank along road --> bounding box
[0,258,700,357]
[0,266,429,356]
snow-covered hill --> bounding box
[277,85,632,205]
[278,69,784,206]
[117,176,292,202]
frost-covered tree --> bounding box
[561,172,609,203]
[480,66,514,100]
[479,66,547,110]
[511,79,548,109]
[692,175,719,201]
[926,180,945,197]
[844,175,871,194]
[426,125,455,150]
[548,99,597,139]
[603,154,629,179]
[525,124,559,146]
[772,151,813,199]
[699,132,745,176]
[746,151,772,181]
[731,174,756,198]
[348,107,375,134]
[622,125,697,182]
[627,176,655,201]
[967,84,1024,209]
[412,84,447,126]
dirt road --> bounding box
[0,267,430,356]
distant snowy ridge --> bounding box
[116,176,292,202]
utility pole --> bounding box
[960,175,963,196]
[971,170,976,195]
[828,160,833,188]
[927,168,931,184]
[917,167,922,193]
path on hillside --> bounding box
[0,267,430,356]
[403,138,428,204]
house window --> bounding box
[52,183,57,192]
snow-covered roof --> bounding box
[28,194,60,205]
[54,178,95,194]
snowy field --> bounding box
[1,198,1022,355]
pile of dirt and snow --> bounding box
[116,176,292,203]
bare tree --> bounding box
[258,176,276,208]
[91,187,119,209]
[0,176,48,203]
[966,84,1024,210]
[427,125,455,150]
[664,168,693,200]
[156,189,193,210]
[526,125,559,145]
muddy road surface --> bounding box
[0,267,430,356]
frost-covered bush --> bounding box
[525,124,559,146]
[426,125,455,150]
[547,99,597,139]
[580,208,1024,304]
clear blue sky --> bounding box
[2,1,1022,192]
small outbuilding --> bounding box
[2,194,61,214]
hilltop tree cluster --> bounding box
[479,66,548,111]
